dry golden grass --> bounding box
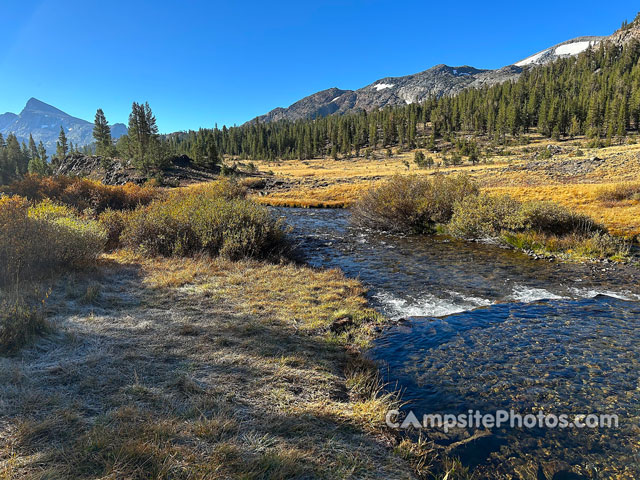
[250,138,640,236]
[255,183,371,208]
[0,252,423,479]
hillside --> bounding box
[251,37,608,124]
[0,98,127,154]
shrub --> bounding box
[1,175,157,213]
[179,179,247,200]
[538,148,552,159]
[503,231,630,261]
[98,209,130,251]
[351,174,478,233]
[122,180,286,260]
[413,151,434,169]
[0,196,106,286]
[448,194,524,239]
[519,201,604,236]
[449,195,605,240]
[29,200,107,265]
[576,232,630,259]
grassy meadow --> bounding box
[250,136,640,239]
[1,177,466,479]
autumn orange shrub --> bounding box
[1,175,158,213]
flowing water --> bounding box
[276,207,640,479]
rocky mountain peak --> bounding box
[0,99,127,154]
[609,14,640,46]
[21,97,68,116]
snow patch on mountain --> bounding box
[514,36,603,67]
[515,50,548,67]
[554,40,597,56]
[373,83,394,91]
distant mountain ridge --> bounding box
[0,98,127,154]
[250,35,616,124]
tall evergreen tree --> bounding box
[0,134,9,184]
[127,102,161,171]
[28,134,38,162]
[93,108,113,156]
[37,141,48,166]
[56,126,68,160]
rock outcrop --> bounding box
[53,154,219,186]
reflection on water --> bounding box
[277,207,640,478]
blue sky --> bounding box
[0,1,635,132]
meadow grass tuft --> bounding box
[0,295,49,355]
[596,181,640,204]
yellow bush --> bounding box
[519,201,603,236]
[178,178,248,200]
[98,209,130,251]
[0,196,106,285]
[449,195,604,239]
[448,194,523,239]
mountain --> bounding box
[251,35,611,124]
[0,98,127,154]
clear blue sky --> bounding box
[0,1,635,132]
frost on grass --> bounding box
[0,254,415,479]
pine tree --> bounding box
[127,102,160,172]
[28,134,38,162]
[37,141,48,165]
[93,108,113,156]
[205,132,220,168]
[5,134,21,178]
[0,134,9,184]
[56,126,68,160]
[20,142,30,175]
